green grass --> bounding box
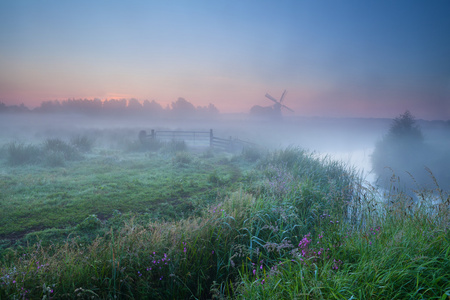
[0,139,449,299]
[0,148,247,241]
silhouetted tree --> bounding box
[36,100,61,113]
[102,98,127,115]
[127,98,142,112]
[142,99,164,116]
[171,97,196,118]
[89,98,103,114]
[371,110,430,193]
[61,98,86,113]
[196,103,219,118]
[7,103,30,113]
[387,110,423,142]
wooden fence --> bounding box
[139,129,256,152]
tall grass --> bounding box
[4,138,83,167]
[5,142,41,165]
[43,138,81,161]
[1,147,449,299]
[237,161,450,299]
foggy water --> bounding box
[319,149,376,183]
[242,116,389,186]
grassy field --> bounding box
[0,137,252,245]
[0,131,449,299]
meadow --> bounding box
[0,125,449,299]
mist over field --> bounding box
[1,0,450,297]
[1,110,450,298]
[1,111,449,187]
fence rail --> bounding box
[139,129,256,152]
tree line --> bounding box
[0,97,219,119]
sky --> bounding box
[0,0,449,120]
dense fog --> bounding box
[2,110,449,192]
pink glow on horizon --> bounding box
[0,86,448,120]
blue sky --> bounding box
[0,0,449,119]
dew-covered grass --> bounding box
[0,138,449,299]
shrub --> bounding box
[172,151,192,167]
[387,110,423,141]
[43,138,81,161]
[145,138,163,152]
[371,111,436,193]
[241,146,262,162]
[44,150,66,167]
[137,131,163,152]
[201,147,214,158]
[70,135,94,152]
[6,142,41,165]
[164,139,187,153]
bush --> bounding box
[371,111,436,192]
[164,139,187,153]
[44,150,66,167]
[5,139,84,167]
[172,151,192,167]
[241,146,262,162]
[70,135,94,152]
[201,147,214,158]
[387,110,423,141]
[6,142,41,166]
[43,138,81,161]
[145,138,163,152]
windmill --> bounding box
[250,90,294,119]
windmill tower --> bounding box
[250,90,294,119]
[265,90,294,115]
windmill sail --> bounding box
[279,90,286,103]
[265,90,293,113]
[265,93,279,103]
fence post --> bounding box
[210,129,213,147]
